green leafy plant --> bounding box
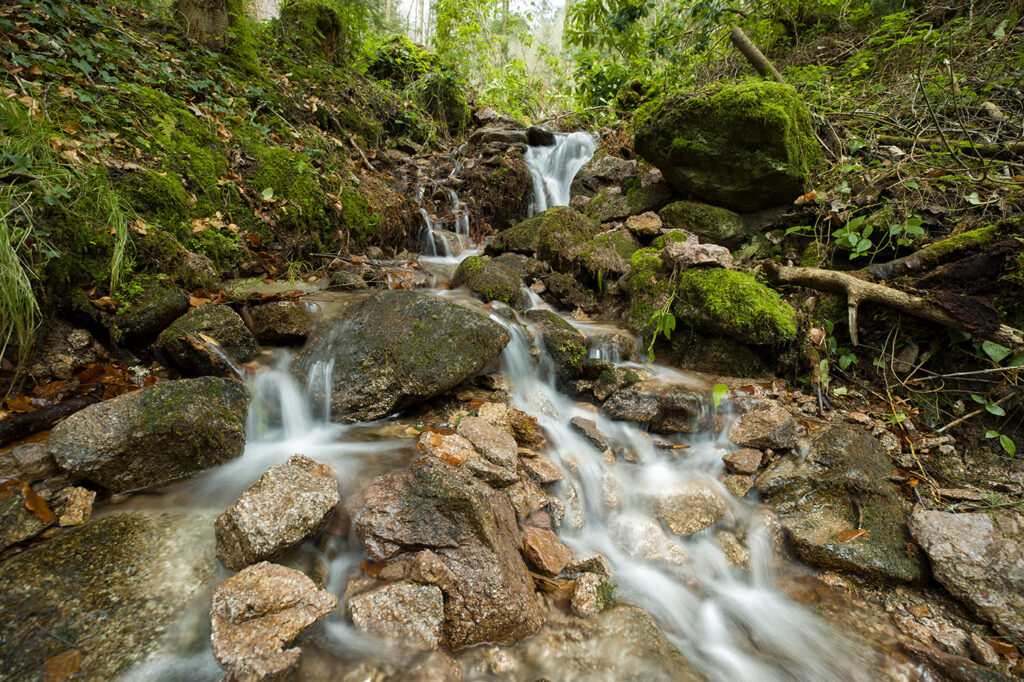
[985,430,1017,457]
[645,290,676,361]
[972,394,1006,417]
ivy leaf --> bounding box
[1000,434,1016,457]
[982,340,1011,362]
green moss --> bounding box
[651,230,689,250]
[249,145,328,234]
[454,256,522,307]
[280,0,345,62]
[672,269,797,345]
[117,170,191,226]
[658,200,749,248]
[627,248,672,339]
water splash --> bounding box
[525,131,598,215]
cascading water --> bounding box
[525,131,598,215]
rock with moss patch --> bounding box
[524,309,588,379]
[111,283,190,343]
[756,424,924,582]
[491,252,550,280]
[671,269,797,346]
[292,290,509,422]
[573,228,641,286]
[48,377,249,492]
[659,201,751,248]
[485,206,600,266]
[0,510,215,681]
[250,301,315,345]
[542,272,600,313]
[634,80,821,212]
[158,304,260,376]
[585,183,674,223]
[453,256,524,307]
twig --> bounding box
[936,391,1018,434]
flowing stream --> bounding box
[120,135,881,681]
[525,131,598,215]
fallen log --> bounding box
[762,262,1024,350]
[0,394,101,447]
[729,26,784,83]
[876,134,1024,161]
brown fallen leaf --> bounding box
[43,649,82,682]
[90,296,119,311]
[189,296,211,307]
[22,482,56,523]
[988,639,1019,658]
[836,528,868,543]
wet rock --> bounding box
[0,511,215,681]
[505,478,550,522]
[0,481,54,549]
[158,304,260,376]
[524,309,589,379]
[728,405,797,450]
[56,485,95,526]
[111,283,190,342]
[602,380,709,434]
[722,448,763,475]
[521,526,572,576]
[570,228,641,285]
[485,206,599,263]
[608,514,690,567]
[909,509,1024,646]
[756,425,924,582]
[0,441,57,483]
[634,80,820,212]
[570,416,609,451]
[351,457,544,648]
[419,431,479,465]
[468,127,528,147]
[587,332,638,362]
[520,453,564,484]
[293,291,510,422]
[644,484,728,536]
[27,321,107,384]
[509,408,546,449]
[349,581,445,650]
[571,572,609,616]
[661,239,733,269]
[625,211,663,238]
[48,376,249,492]
[396,650,463,682]
[521,604,702,682]
[329,269,370,290]
[490,252,550,281]
[723,475,753,499]
[457,416,518,469]
[215,455,340,571]
[585,183,674,223]
[541,271,600,313]
[527,125,555,146]
[453,256,523,307]
[249,301,315,345]
[658,200,751,249]
[211,562,336,676]
[566,555,613,578]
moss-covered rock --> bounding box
[672,269,797,345]
[111,282,190,343]
[634,80,821,212]
[543,272,600,314]
[0,511,215,681]
[627,247,672,340]
[574,228,641,287]
[280,0,345,62]
[659,201,751,249]
[491,253,550,280]
[292,291,510,422]
[485,206,601,274]
[48,377,249,491]
[756,425,924,582]
[158,304,260,376]
[524,309,588,379]
[668,331,769,378]
[453,256,524,307]
[585,182,674,223]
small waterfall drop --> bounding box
[525,131,597,215]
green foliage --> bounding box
[646,289,676,361]
[280,0,368,64]
[985,430,1016,457]
[832,213,925,261]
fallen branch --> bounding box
[729,26,783,83]
[763,262,1024,350]
[0,394,100,447]
[877,135,1024,161]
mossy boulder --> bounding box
[668,331,770,378]
[491,253,550,280]
[158,304,260,376]
[292,291,510,422]
[453,256,524,307]
[524,309,588,379]
[0,511,215,681]
[543,272,600,314]
[634,80,821,212]
[48,377,249,491]
[280,0,345,62]
[659,201,751,249]
[627,247,673,340]
[486,206,602,275]
[756,425,924,582]
[585,182,674,223]
[671,269,797,346]
[574,228,641,287]
[110,282,190,343]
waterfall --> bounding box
[525,131,598,215]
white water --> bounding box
[525,131,598,215]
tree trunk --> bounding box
[729,26,783,82]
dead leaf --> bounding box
[90,296,119,311]
[22,482,56,523]
[794,190,818,205]
[43,649,82,682]
[988,639,1019,658]
[26,64,43,77]
[245,233,261,249]
[130,219,148,235]
[836,528,868,543]
[189,296,212,307]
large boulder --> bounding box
[249,301,315,345]
[584,182,674,223]
[292,291,510,422]
[659,200,752,249]
[452,255,524,307]
[634,80,821,212]
[601,380,709,434]
[909,509,1024,647]
[210,561,337,679]
[157,303,260,376]
[215,455,340,570]
[0,511,215,681]
[756,425,924,582]
[48,377,249,492]
[351,457,544,648]
[523,309,588,379]
[485,206,600,270]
